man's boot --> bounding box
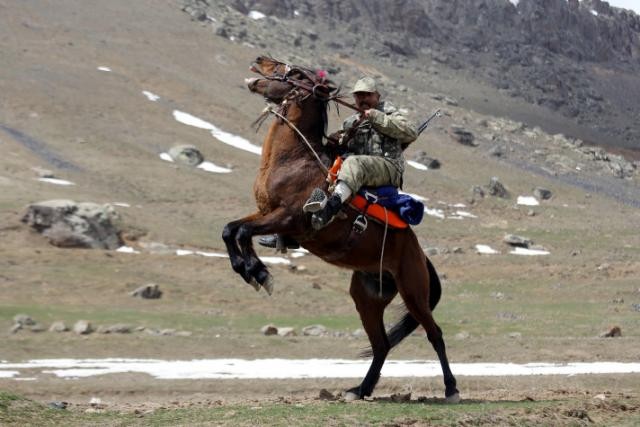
[311,194,343,230]
[257,234,300,250]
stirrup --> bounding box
[303,188,328,213]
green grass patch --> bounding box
[4,393,637,427]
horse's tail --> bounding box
[361,256,442,357]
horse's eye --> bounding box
[255,56,263,63]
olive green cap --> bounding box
[351,76,378,94]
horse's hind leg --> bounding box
[396,252,460,402]
[345,271,397,400]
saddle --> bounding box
[328,157,424,231]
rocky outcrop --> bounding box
[22,200,122,249]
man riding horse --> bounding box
[260,76,417,248]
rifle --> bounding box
[417,109,441,135]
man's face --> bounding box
[354,91,380,111]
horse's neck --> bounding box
[260,104,325,166]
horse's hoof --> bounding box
[262,274,274,296]
[445,392,461,404]
[343,391,361,402]
[248,277,261,292]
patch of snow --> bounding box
[260,256,291,265]
[176,249,194,256]
[591,9,599,16]
[406,160,428,171]
[424,206,445,219]
[454,211,477,218]
[452,203,467,208]
[159,153,174,162]
[294,10,300,16]
[197,161,232,174]
[13,377,37,381]
[510,247,550,256]
[37,178,75,186]
[173,110,262,155]
[195,251,228,258]
[0,371,18,378]
[112,202,130,208]
[517,196,539,206]
[475,244,500,255]
[290,252,306,259]
[248,10,266,20]
[3,359,640,380]
[97,66,112,72]
[509,0,519,6]
[142,91,160,102]
[116,246,140,254]
[399,191,428,202]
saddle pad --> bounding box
[349,195,408,229]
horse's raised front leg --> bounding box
[222,213,263,289]
[345,271,397,400]
[235,207,299,295]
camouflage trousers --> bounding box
[337,155,403,193]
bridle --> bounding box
[250,58,362,113]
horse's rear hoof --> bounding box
[343,391,361,402]
[262,274,275,296]
[445,392,461,404]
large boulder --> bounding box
[22,200,122,249]
[168,145,204,166]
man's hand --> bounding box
[325,130,345,146]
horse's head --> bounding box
[245,56,337,104]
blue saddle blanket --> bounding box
[357,186,424,225]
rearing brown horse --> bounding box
[222,56,459,402]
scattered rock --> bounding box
[277,327,296,337]
[260,324,278,336]
[49,321,69,332]
[168,145,204,166]
[73,320,93,335]
[9,324,22,334]
[508,332,522,339]
[600,326,622,338]
[131,284,162,299]
[490,291,506,300]
[503,234,532,248]
[449,125,476,146]
[29,324,46,333]
[22,200,122,249]
[389,392,412,403]
[488,145,505,157]
[311,282,322,290]
[471,186,485,199]
[97,324,132,334]
[487,177,509,198]
[32,166,55,178]
[455,331,470,340]
[412,150,440,169]
[48,401,68,410]
[631,304,640,312]
[351,328,366,338]
[302,324,327,336]
[13,314,36,326]
[319,389,336,401]
[533,187,553,200]
[611,298,624,304]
